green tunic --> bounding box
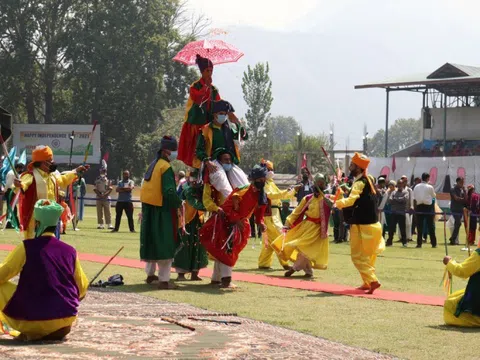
[173,185,208,272]
[140,166,182,261]
[196,122,248,165]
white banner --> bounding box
[12,124,101,164]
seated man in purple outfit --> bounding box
[0,199,88,341]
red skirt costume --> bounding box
[178,78,220,168]
[199,185,266,267]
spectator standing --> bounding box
[449,177,466,245]
[295,168,314,203]
[112,170,135,233]
[467,185,479,246]
[400,175,414,242]
[387,180,409,247]
[94,168,113,230]
[413,172,437,248]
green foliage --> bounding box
[241,62,273,146]
[0,0,202,178]
[368,118,422,157]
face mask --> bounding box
[168,151,178,161]
[48,162,58,173]
[254,181,265,190]
[266,171,274,180]
[216,114,227,124]
[222,163,233,172]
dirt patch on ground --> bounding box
[0,289,396,359]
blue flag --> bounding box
[18,149,26,167]
[1,146,16,184]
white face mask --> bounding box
[216,114,227,124]
[168,151,178,161]
[266,171,274,180]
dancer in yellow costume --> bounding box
[272,173,332,278]
[14,145,89,239]
[335,153,385,294]
[0,199,88,341]
[258,160,297,270]
[443,250,480,327]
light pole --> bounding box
[363,132,369,155]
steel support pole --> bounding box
[443,94,447,157]
[385,89,390,157]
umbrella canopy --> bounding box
[173,39,243,66]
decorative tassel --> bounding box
[441,268,452,295]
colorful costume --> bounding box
[178,56,220,167]
[0,200,88,341]
[173,183,208,275]
[272,191,332,276]
[335,153,385,292]
[200,166,267,286]
[17,146,78,239]
[59,193,73,234]
[140,137,182,285]
[258,162,296,269]
[444,249,480,327]
[196,101,248,197]
[467,188,479,246]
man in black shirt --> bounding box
[450,177,466,245]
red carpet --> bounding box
[0,244,444,307]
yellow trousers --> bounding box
[444,289,480,327]
[258,211,289,268]
[0,281,76,340]
[350,222,385,286]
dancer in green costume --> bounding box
[173,169,208,281]
[140,136,182,290]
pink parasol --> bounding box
[173,39,244,66]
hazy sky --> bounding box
[187,0,480,150]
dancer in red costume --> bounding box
[178,55,238,168]
[199,165,267,288]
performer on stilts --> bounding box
[199,165,267,288]
[13,146,89,239]
[272,173,332,278]
[443,250,480,327]
[173,169,208,281]
[334,153,385,294]
[140,136,182,290]
[258,160,297,270]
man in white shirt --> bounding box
[413,172,437,248]
[400,175,414,242]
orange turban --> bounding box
[260,159,274,171]
[27,145,53,171]
[351,152,370,170]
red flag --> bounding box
[103,152,110,162]
[301,153,307,168]
[392,156,396,173]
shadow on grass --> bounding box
[427,325,480,333]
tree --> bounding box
[0,0,205,178]
[241,62,273,146]
[368,118,422,157]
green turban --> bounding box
[34,199,63,237]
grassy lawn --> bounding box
[0,207,478,359]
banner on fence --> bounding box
[12,124,101,164]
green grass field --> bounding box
[0,207,478,359]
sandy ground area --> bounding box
[0,289,396,359]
